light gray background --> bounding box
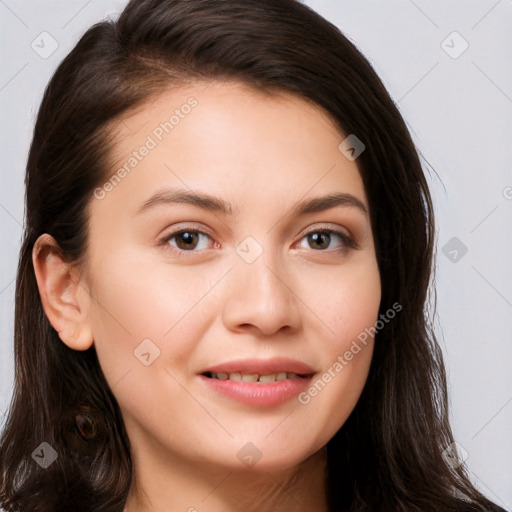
[0,0,510,508]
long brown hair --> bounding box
[0,1,505,511]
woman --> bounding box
[0,0,507,511]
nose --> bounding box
[221,248,301,337]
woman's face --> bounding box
[83,81,381,472]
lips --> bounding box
[200,357,316,377]
[199,357,316,407]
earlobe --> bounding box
[32,233,94,351]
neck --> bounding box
[124,445,329,512]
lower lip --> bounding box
[199,374,314,407]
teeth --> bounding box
[241,373,259,383]
[208,372,303,382]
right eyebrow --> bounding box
[136,187,235,216]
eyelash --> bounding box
[158,225,359,257]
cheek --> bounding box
[85,247,220,387]
[292,255,381,435]
[85,252,222,443]
[299,255,381,355]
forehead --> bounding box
[97,80,367,215]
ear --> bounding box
[32,234,94,351]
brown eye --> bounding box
[175,231,199,250]
[307,232,331,250]
[163,229,212,252]
[299,229,356,251]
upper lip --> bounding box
[200,357,316,376]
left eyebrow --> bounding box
[292,192,368,217]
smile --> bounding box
[204,371,305,383]
[199,358,316,407]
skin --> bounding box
[33,81,381,511]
